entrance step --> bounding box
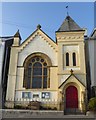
[65,108,85,115]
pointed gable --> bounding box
[17,26,58,66]
[57,16,83,32]
[19,27,57,52]
[59,73,85,89]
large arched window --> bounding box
[66,52,69,66]
[73,52,76,66]
[24,56,49,89]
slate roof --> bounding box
[57,16,83,32]
[59,73,85,89]
[14,30,22,40]
[0,36,14,41]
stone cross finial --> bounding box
[37,24,41,29]
[70,69,73,74]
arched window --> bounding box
[66,52,69,66]
[27,63,32,88]
[73,52,76,66]
[24,56,48,89]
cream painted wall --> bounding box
[6,29,58,106]
[58,74,86,90]
[88,40,96,87]
[15,91,58,101]
[15,34,58,91]
[49,67,58,90]
[56,31,87,108]
[18,35,57,66]
[16,67,24,90]
[6,28,87,110]
[59,75,69,86]
[6,47,19,101]
[5,30,58,106]
[56,31,86,86]
[94,40,96,86]
[63,44,80,70]
[15,67,58,90]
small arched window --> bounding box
[24,56,48,89]
[73,52,76,66]
[66,52,69,66]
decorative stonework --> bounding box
[5,101,14,108]
[19,29,57,53]
[57,36,83,41]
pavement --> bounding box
[0,109,96,120]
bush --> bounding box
[14,105,28,109]
[88,97,96,111]
[14,105,22,109]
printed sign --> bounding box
[33,94,39,98]
[42,92,50,99]
[22,92,31,99]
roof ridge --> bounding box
[57,15,83,32]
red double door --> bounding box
[66,86,78,108]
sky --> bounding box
[1,2,94,42]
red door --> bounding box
[66,86,78,108]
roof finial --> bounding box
[70,69,73,74]
[66,6,69,16]
[37,24,41,29]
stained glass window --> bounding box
[24,56,49,89]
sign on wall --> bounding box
[33,94,39,98]
[42,92,50,99]
[22,92,31,99]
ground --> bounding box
[0,109,96,120]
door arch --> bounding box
[66,85,78,108]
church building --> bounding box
[5,16,87,113]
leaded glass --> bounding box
[32,77,42,88]
[33,67,42,75]
[43,77,47,88]
[27,77,31,89]
[28,68,31,76]
[44,68,47,75]
[24,56,49,89]
[41,59,44,62]
[43,62,47,66]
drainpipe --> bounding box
[0,41,5,109]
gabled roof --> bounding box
[0,36,14,41]
[57,16,84,32]
[19,25,57,52]
[59,72,85,89]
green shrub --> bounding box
[15,105,29,109]
[14,105,22,109]
[88,97,96,111]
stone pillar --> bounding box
[5,47,19,108]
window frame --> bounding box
[73,52,76,66]
[66,52,69,66]
[24,56,49,89]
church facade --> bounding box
[5,16,88,112]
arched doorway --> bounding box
[66,85,78,108]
